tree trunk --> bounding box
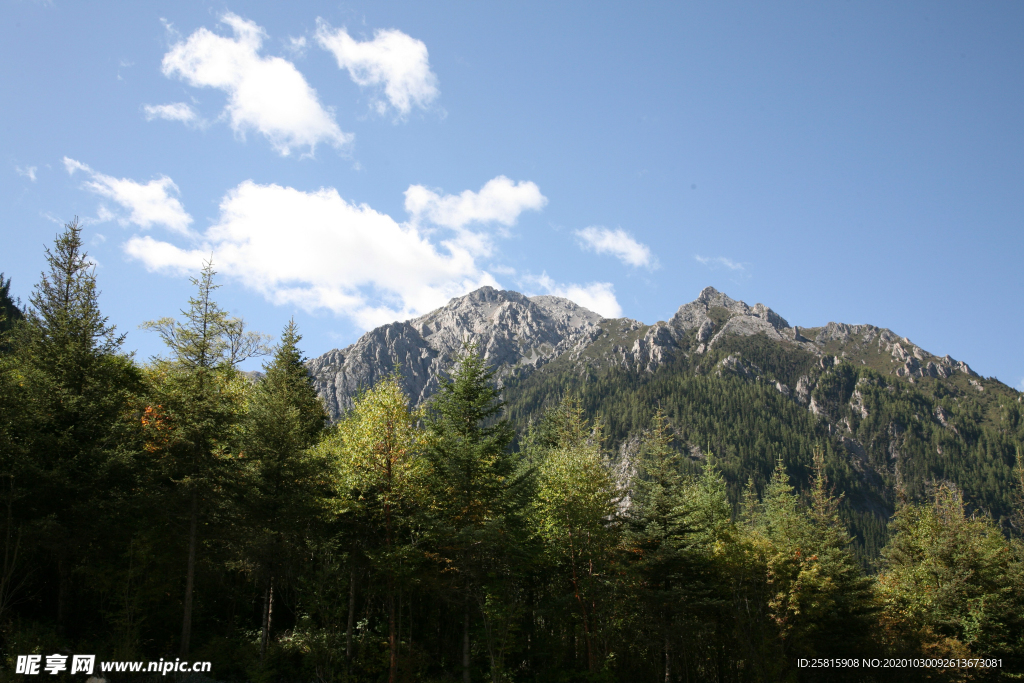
[180,490,199,658]
[388,591,397,683]
[346,566,355,670]
[462,604,471,683]
[260,576,274,659]
[664,634,671,683]
[56,554,69,635]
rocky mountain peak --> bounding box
[306,284,988,419]
[306,286,604,416]
[669,287,793,352]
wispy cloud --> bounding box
[122,175,545,331]
[694,255,745,271]
[285,35,308,58]
[575,226,656,268]
[523,273,622,318]
[15,165,37,182]
[316,21,439,117]
[404,176,546,235]
[64,157,193,235]
[161,13,351,156]
[143,102,202,126]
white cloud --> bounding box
[526,273,622,318]
[285,35,308,57]
[404,176,547,232]
[695,255,745,271]
[143,102,200,125]
[64,157,193,235]
[15,165,37,181]
[575,226,655,268]
[316,22,439,116]
[162,13,351,156]
[121,178,544,330]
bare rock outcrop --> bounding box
[306,284,991,420]
[307,287,603,416]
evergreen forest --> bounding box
[1,220,1023,682]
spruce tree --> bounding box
[332,373,425,683]
[239,319,329,659]
[141,259,268,656]
[21,218,139,634]
[421,346,526,683]
[877,482,1024,666]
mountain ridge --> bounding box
[307,285,988,419]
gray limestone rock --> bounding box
[850,389,868,419]
[696,320,714,343]
[306,286,603,417]
[305,283,992,421]
[794,375,812,405]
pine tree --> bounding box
[626,411,689,680]
[332,373,425,683]
[626,413,735,681]
[0,272,24,345]
[21,218,139,634]
[533,395,620,673]
[0,307,29,626]
[140,259,268,656]
[738,453,875,679]
[876,482,1024,666]
[239,319,329,659]
[422,345,528,683]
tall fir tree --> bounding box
[140,259,268,656]
[532,395,620,674]
[422,346,529,683]
[238,319,329,659]
[21,218,139,634]
[331,373,425,683]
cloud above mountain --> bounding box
[575,226,656,268]
[121,173,555,330]
[404,176,546,231]
[526,273,622,318]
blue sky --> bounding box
[3,1,1023,385]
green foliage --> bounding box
[139,259,268,657]
[10,218,142,642]
[3,229,1024,681]
[876,484,1024,671]
[421,345,531,682]
[0,273,23,346]
[531,396,621,674]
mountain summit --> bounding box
[307,285,981,419]
[307,286,604,416]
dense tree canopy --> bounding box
[0,224,1021,682]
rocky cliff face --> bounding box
[306,287,604,416]
[306,285,982,418]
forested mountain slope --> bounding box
[4,224,1022,681]
[310,285,1024,561]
